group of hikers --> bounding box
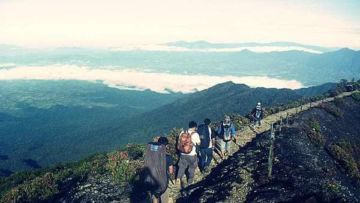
[142,102,264,203]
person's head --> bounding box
[204,118,211,125]
[158,136,169,146]
[189,121,197,129]
[256,102,261,110]
[224,115,231,126]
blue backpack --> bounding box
[198,124,211,149]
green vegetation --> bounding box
[0,80,182,172]
[326,141,360,183]
[317,103,344,118]
[307,118,326,147]
[352,92,360,101]
[309,118,321,133]
[0,154,108,203]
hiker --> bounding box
[216,115,236,158]
[176,121,201,190]
[251,102,264,127]
[197,118,216,173]
[143,138,172,203]
[157,137,174,203]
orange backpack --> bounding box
[177,131,194,154]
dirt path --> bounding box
[169,90,358,202]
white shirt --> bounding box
[181,128,200,156]
[208,126,213,148]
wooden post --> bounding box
[268,126,275,178]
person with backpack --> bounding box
[197,118,215,173]
[216,115,236,158]
[251,102,264,127]
[142,137,172,203]
[157,137,174,203]
[176,121,200,190]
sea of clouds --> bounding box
[0,65,304,93]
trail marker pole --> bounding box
[268,124,275,178]
[286,113,289,125]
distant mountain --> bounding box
[165,40,336,52]
[0,43,358,87]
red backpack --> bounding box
[177,131,194,154]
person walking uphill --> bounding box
[197,118,215,173]
[176,121,200,191]
[251,102,264,127]
[157,137,174,203]
[142,140,169,203]
[216,115,236,158]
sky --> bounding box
[0,0,359,48]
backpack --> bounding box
[222,124,232,142]
[143,142,168,195]
[177,131,194,154]
[198,124,210,149]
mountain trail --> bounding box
[169,90,358,202]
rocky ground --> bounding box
[56,174,131,203]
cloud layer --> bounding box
[0,65,304,93]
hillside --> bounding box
[179,93,360,202]
[112,82,336,142]
[0,88,358,202]
[0,80,182,172]
[0,87,358,202]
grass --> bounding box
[0,154,106,203]
[326,142,360,183]
[316,103,343,118]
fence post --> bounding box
[286,113,289,125]
[268,124,275,178]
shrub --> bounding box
[126,144,146,160]
[306,118,325,147]
[316,103,343,118]
[352,92,360,102]
[327,143,360,182]
[107,151,131,184]
[1,173,58,203]
[309,118,321,133]
[334,97,344,107]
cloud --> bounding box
[0,65,304,93]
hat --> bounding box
[224,115,231,124]
[256,102,261,109]
[204,118,211,125]
[189,121,197,128]
[158,136,169,145]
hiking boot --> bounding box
[204,167,210,174]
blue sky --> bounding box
[0,0,359,48]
